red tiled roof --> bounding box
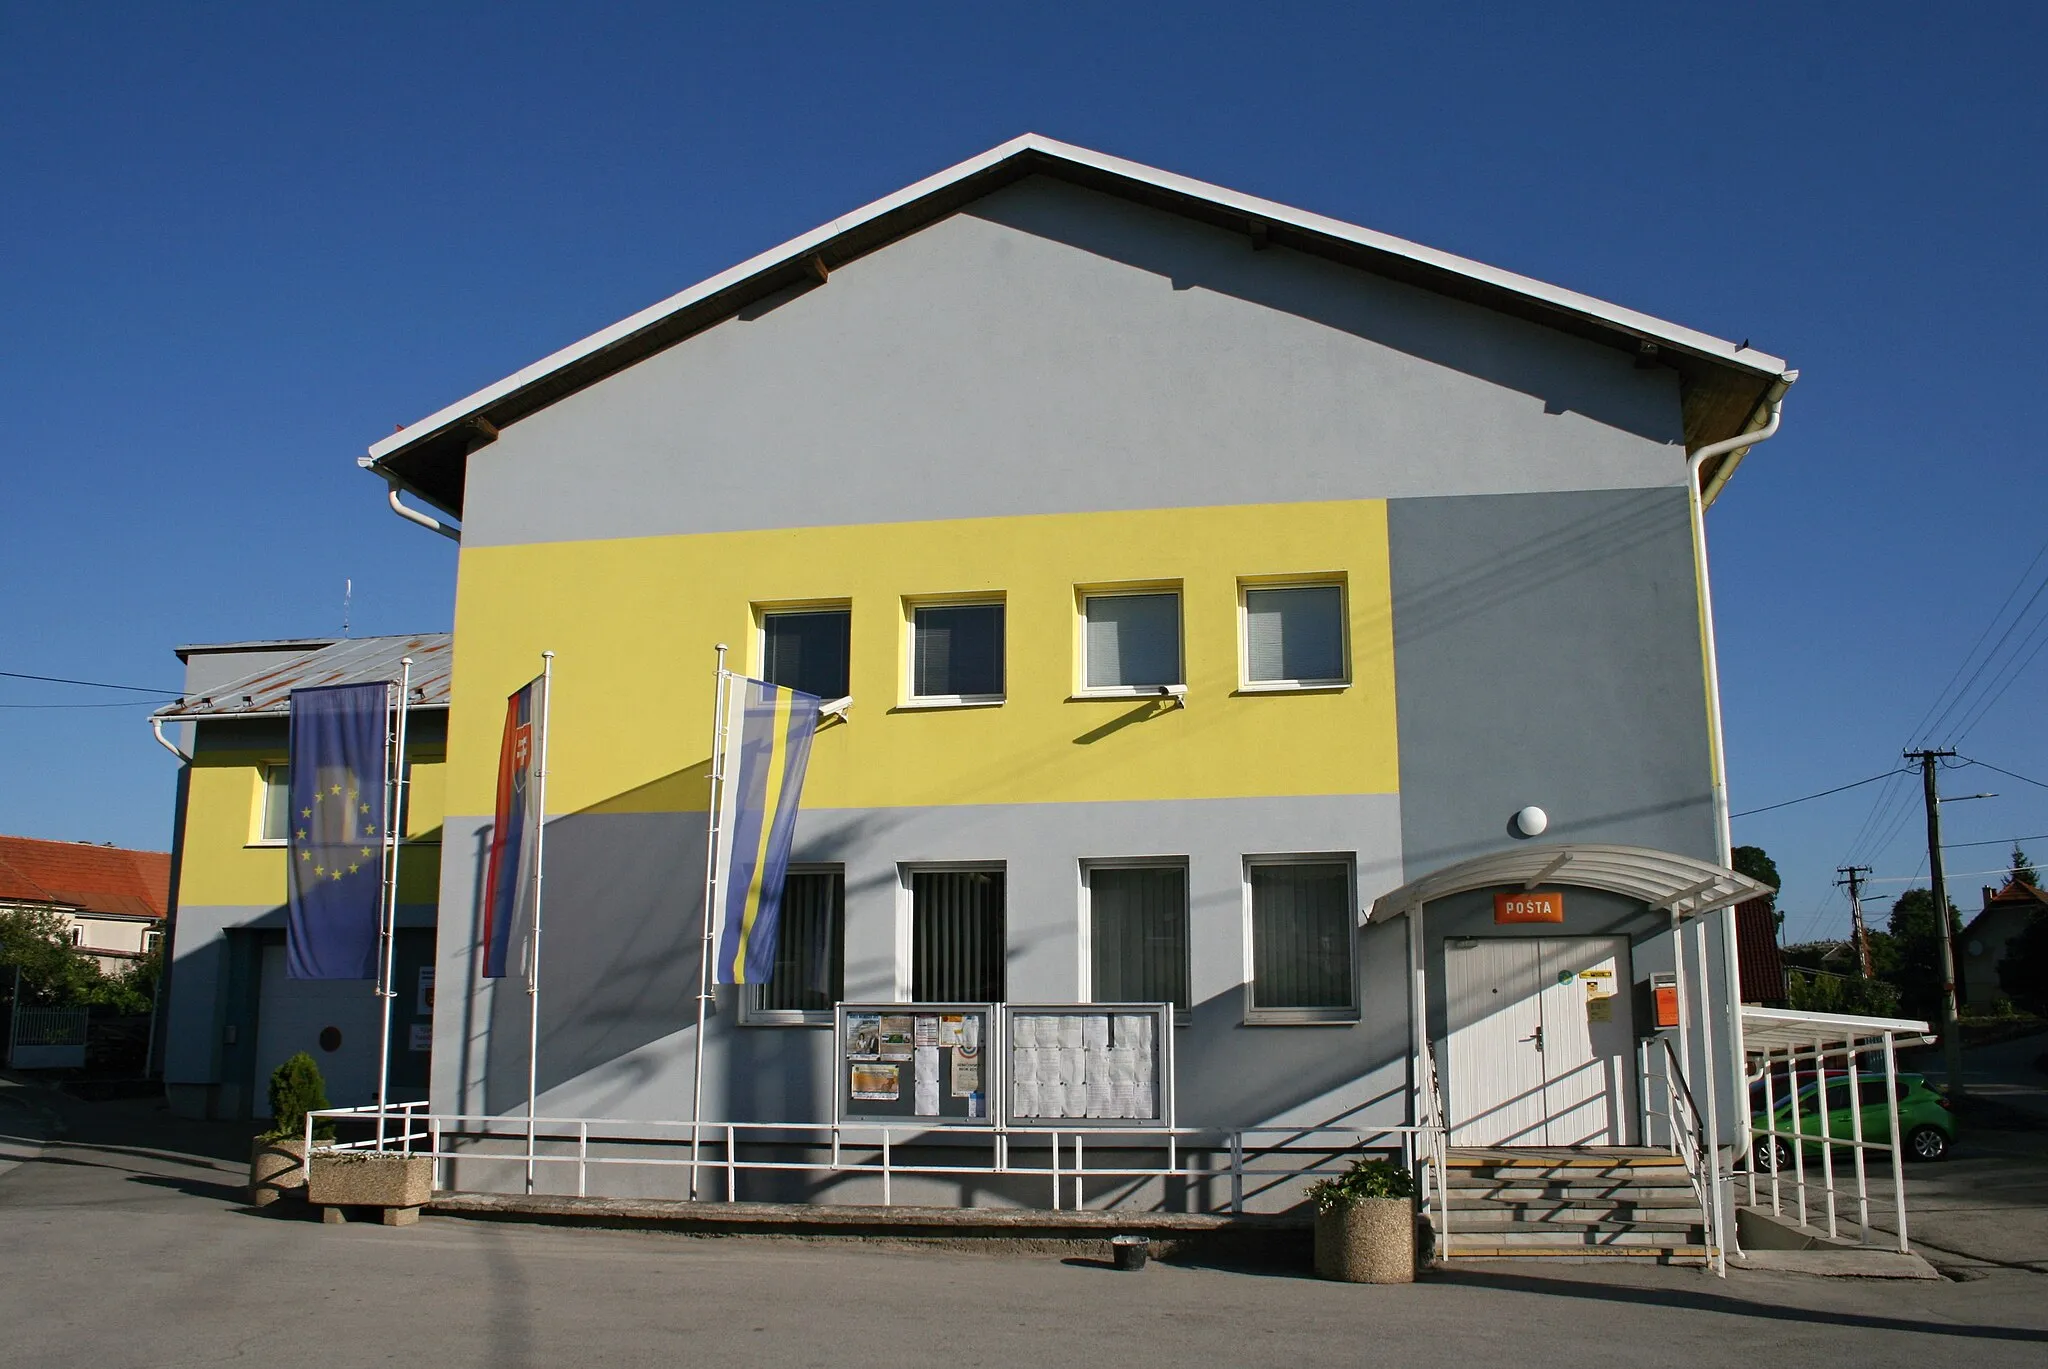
[1983,877,2048,909]
[0,836,169,920]
[1735,896,1787,1005]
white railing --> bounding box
[1738,1034,1911,1254]
[1418,1041,1449,1256]
[303,1106,1443,1220]
[1648,1037,1722,1274]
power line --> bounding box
[0,698,178,710]
[1956,756,2048,791]
[1730,768,1908,819]
[0,669,179,694]
[1943,831,2048,850]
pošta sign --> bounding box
[1494,891,1565,924]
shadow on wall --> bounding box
[968,181,1682,449]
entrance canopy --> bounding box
[1366,843,1772,925]
[1738,1005,1933,1055]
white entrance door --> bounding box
[253,943,381,1115]
[1444,936,1634,1146]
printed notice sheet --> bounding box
[850,1063,900,1101]
[914,1046,940,1115]
[845,1013,881,1060]
[878,1015,915,1060]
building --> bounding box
[150,635,450,1120]
[354,136,1790,1237]
[0,835,169,975]
[1962,877,2048,1011]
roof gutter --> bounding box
[381,477,461,542]
[151,715,192,763]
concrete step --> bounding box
[1446,1213,1706,1236]
[1444,1226,1703,1247]
[1447,1187,1701,1209]
[1444,1241,1710,1262]
[1445,1164,1689,1184]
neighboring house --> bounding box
[0,835,169,975]
[352,136,1790,1234]
[149,635,450,1120]
[1962,877,2048,1011]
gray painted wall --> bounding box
[460,175,1686,547]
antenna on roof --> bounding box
[343,578,352,639]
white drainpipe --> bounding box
[151,715,192,762]
[1684,367,1796,1243]
[383,479,461,542]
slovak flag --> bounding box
[481,673,547,980]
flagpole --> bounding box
[375,655,413,1152]
[524,650,554,1195]
[690,644,729,1201]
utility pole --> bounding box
[1906,748,1965,1099]
[1836,865,1874,978]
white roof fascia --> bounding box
[367,134,1788,468]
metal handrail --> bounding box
[1655,1037,1719,1268]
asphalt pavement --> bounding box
[1,1078,2046,1369]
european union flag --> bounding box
[286,683,391,979]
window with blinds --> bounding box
[1082,591,1181,689]
[1247,858,1357,1021]
[750,868,845,1020]
[1087,863,1189,1011]
[259,764,291,841]
[761,608,851,699]
[910,867,1006,1002]
[1243,583,1346,686]
[911,601,1005,700]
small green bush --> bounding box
[1304,1156,1415,1213]
[265,1052,333,1142]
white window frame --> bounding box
[1237,576,1350,692]
[1080,857,1192,1026]
[250,762,290,847]
[895,861,1007,1004]
[1074,583,1185,699]
[753,599,853,699]
[1240,852,1360,1025]
[737,863,846,1028]
[901,594,1007,709]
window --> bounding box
[144,930,164,953]
[69,924,87,947]
[257,763,291,843]
[910,601,1005,702]
[1245,856,1357,1022]
[909,867,1005,1002]
[1085,862,1190,1013]
[1081,590,1181,691]
[761,608,851,699]
[746,867,845,1024]
[1242,582,1347,687]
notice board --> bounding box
[834,1002,997,1128]
[1002,1003,1174,1130]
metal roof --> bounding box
[1366,843,1774,924]
[152,633,452,720]
[1740,1006,1934,1053]
[364,134,1795,519]
[173,636,338,661]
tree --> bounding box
[1733,845,1781,927]
[1785,967,1901,1017]
[0,909,105,1006]
[1884,888,1963,1022]
[2010,846,2041,888]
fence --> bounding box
[7,1005,89,1070]
[305,1104,1444,1220]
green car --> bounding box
[1749,1071,1955,1168]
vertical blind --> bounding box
[911,868,1006,1002]
[761,609,851,699]
[913,603,1005,698]
[756,870,845,1012]
[1089,865,1190,1009]
[261,764,291,841]
[1084,593,1181,688]
[1245,585,1344,683]
[1249,861,1353,1009]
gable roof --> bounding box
[150,632,453,722]
[0,836,170,920]
[362,134,1793,520]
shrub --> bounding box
[1304,1156,1415,1212]
[265,1052,333,1142]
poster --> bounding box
[850,1063,900,1101]
[951,1044,981,1098]
[914,1046,940,1115]
[937,1015,966,1048]
[408,1023,432,1052]
[846,1013,881,1059]
[914,1015,938,1047]
[416,966,435,1015]
[878,1015,915,1060]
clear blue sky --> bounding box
[6,3,2045,941]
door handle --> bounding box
[1520,1025,1543,1051]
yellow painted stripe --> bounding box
[730,688,793,983]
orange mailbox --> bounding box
[1493,890,1564,924]
[1649,972,1680,1029]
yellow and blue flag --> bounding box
[710,675,820,985]
[285,683,390,979]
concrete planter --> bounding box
[248,1137,308,1208]
[307,1151,434,1211]
[1314,1198,1416,1283]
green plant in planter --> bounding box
[1304,1156,1415,1212]
[263,1051,334,1143]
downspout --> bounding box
[1685,367,1796,1248]
[383,480,461,542]
[151,715,192,763]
